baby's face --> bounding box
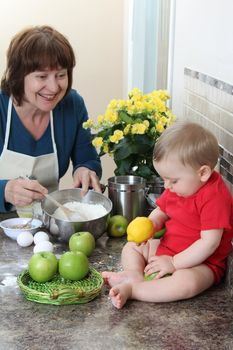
[154,156,204,197]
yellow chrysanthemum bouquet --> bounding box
[83,88,176,179]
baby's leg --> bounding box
[121,239,160,271]
[102,270,142,287]
[109,264,214,309]
[102,239,160,287]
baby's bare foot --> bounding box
[109,283,132,309]
[102,271,143,288]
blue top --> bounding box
[0,89,102,212]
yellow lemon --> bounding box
[127,217,154,243]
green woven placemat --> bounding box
[17,267,103,305]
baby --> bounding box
[102,121,233,309]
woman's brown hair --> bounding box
[1,25,76,105]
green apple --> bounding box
[58,251,89,281]
[69,231,95,257]
[107,215,129,237]
[28,252,58,283]
[144,271,171,281]
[144,272,159,281]
[154,227,166,239]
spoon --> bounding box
[21,217,34,229]
[20,204,36,228]
[44,193,77,219]
[44,193,88,221]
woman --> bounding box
[0,25,102,213]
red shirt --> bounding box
[156,171,233,271]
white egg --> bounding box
[33,231,50,244]
[33,240,54,253]
[50,223,59,235]
[17,231,34,247]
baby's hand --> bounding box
[144,255,175,279]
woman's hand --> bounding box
[144,255,175,279]
[73,167,102,195]
[4,178,47,207]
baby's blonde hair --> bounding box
[153,121,219,170]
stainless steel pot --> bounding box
[107,175,165,220]
[107,176,147,222]
[41,188,112,242]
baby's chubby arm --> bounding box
[145,228,223,278]
[173,229,224,269]
[148,206,169,231]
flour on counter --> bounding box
[1,275,17,287]
[53,201,107,221]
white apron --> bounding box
[0,98,59,216]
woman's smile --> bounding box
[38,93,58,100]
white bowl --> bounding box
[0,218,42,240]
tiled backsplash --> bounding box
[184,68,233,194]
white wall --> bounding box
[171,0,233,118]
[0,0,127,186]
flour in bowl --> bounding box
[53,201,107,221]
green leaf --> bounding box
[113,139,135,160]
[119,111,134,124]
[134,134,155,147]
[114,158,134,175]
[114,145,135,160]
[93,128,112,139]
[137,165,154,179]
[98,149,106,157]
[113,135,154,162]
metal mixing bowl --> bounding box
[41,188,112,242]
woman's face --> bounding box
[23,67,68,112]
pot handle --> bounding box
[100,183,107,193]
[145,186,150,196]
[145,186,158,209]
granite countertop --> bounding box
[1,223,233,350]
